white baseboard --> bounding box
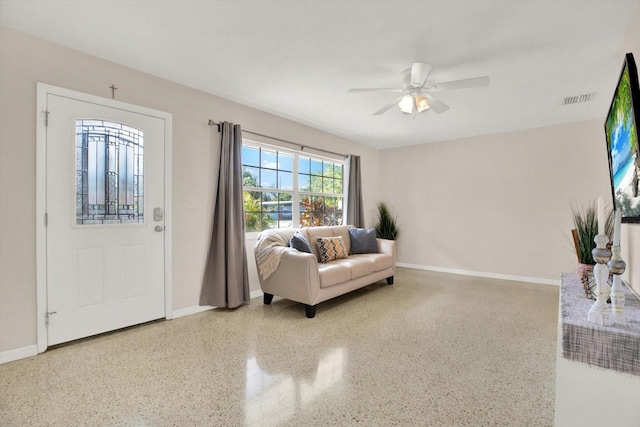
[3,293,265,363]
[0,345,38,365]
[396,263,561,286]
[172,291,263,319]
[172,305,215,318]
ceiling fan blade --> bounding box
[411,62,432,86]
[372,95,406,116]
[427,76,490,92]
[424,94,450,114]
[348,88,405,93]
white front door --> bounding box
[44,92,167,346]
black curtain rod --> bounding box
[208,120,347,159]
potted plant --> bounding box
[570,200,613,280]
[375,202,399,240]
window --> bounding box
[75,119,144,225]
[242,141,344,233]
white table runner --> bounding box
[561,273,640,376]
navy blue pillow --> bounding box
[290,232,312,253]
[349,227,379,254]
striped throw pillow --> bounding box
[316,236,348,263]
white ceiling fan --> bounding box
[349,62,490,116]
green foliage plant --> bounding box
[299,197,342,227]
[571,200,614,265]
[243,191,274,232]
[375,202,399,240]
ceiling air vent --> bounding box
[562,93,595,105]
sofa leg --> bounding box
[264,293,274,305]
[386,276,394,285]
[304,304,317,318]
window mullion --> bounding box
[300,192,343,198]
[292,153,299,228]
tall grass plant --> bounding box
[571,200,614,264]
[375,202,399,240]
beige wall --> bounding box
[379,120,613,281]
[0,27,380,353]
[379,3,640,290]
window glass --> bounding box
[278,152,293,171]
[261,149,277,168]
[298,174,310,192]
[243,166,259,186]
[298,156,310,174]
[242,146,259,167]
[242,143,344,233]
[260,169,276,189]
[278,171,293,190]
[311,159,323,176]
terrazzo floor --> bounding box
[0,268,559,426]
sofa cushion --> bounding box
[318,260,352,288]
[290,232,312,253]
[317,254,392,288]
[348,257,375,279]
[316,236,348,263]
[349,227,379,254]
[349,253,393,272]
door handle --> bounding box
[153,208,163,221]
[155,225,164,232]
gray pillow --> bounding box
[290,232,312,253]
[349,227,379,254]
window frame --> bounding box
[241,139,346,237]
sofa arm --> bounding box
[377,238,397,263]
[259,249,320,305]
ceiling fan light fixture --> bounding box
[415,93,429,112]
[348,61,489,116]
[398,94,414,113]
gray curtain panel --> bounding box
[200,122,250,308]
[346,154,365,228]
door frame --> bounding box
[36,83,173,353]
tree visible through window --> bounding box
[241,142,344,233]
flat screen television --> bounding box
[605,52,640,222]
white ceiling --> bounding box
[1,0,638,149]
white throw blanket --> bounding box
[254,228,297,280]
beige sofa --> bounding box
[255,225,396,318]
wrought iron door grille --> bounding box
[75,119,144,225]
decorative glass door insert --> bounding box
[75,119,144,224]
